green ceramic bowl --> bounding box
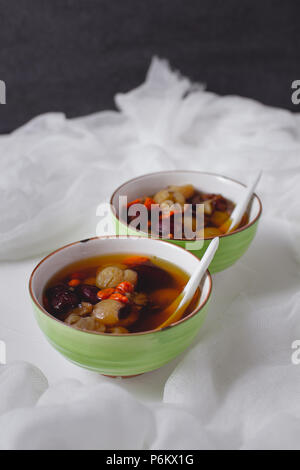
[29,236,212,376]
[110,171,262,273]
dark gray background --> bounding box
[0,0,299,133]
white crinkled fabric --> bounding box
[0,58,300,449]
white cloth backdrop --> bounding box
[0,58,300,449]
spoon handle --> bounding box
[182,237,219,301]
[157,237,219,329]
[227,171,262,232]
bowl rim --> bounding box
[29,235,213,337]
[110,170,263,240]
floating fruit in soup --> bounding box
[125,184,249,239]
[43,254,200,334]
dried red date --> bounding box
[76,284,100,304]
[46,284,79,317]
[214,196,227,212]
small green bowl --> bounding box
[110,171,262,273]
[29,236,212,376]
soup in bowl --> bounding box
[110,171,262,273]
[29,236,212,376]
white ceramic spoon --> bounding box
[157,237,219,329]
[226,171,262,232]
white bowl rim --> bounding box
[110,170,263,240]
[29,235,213,337]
